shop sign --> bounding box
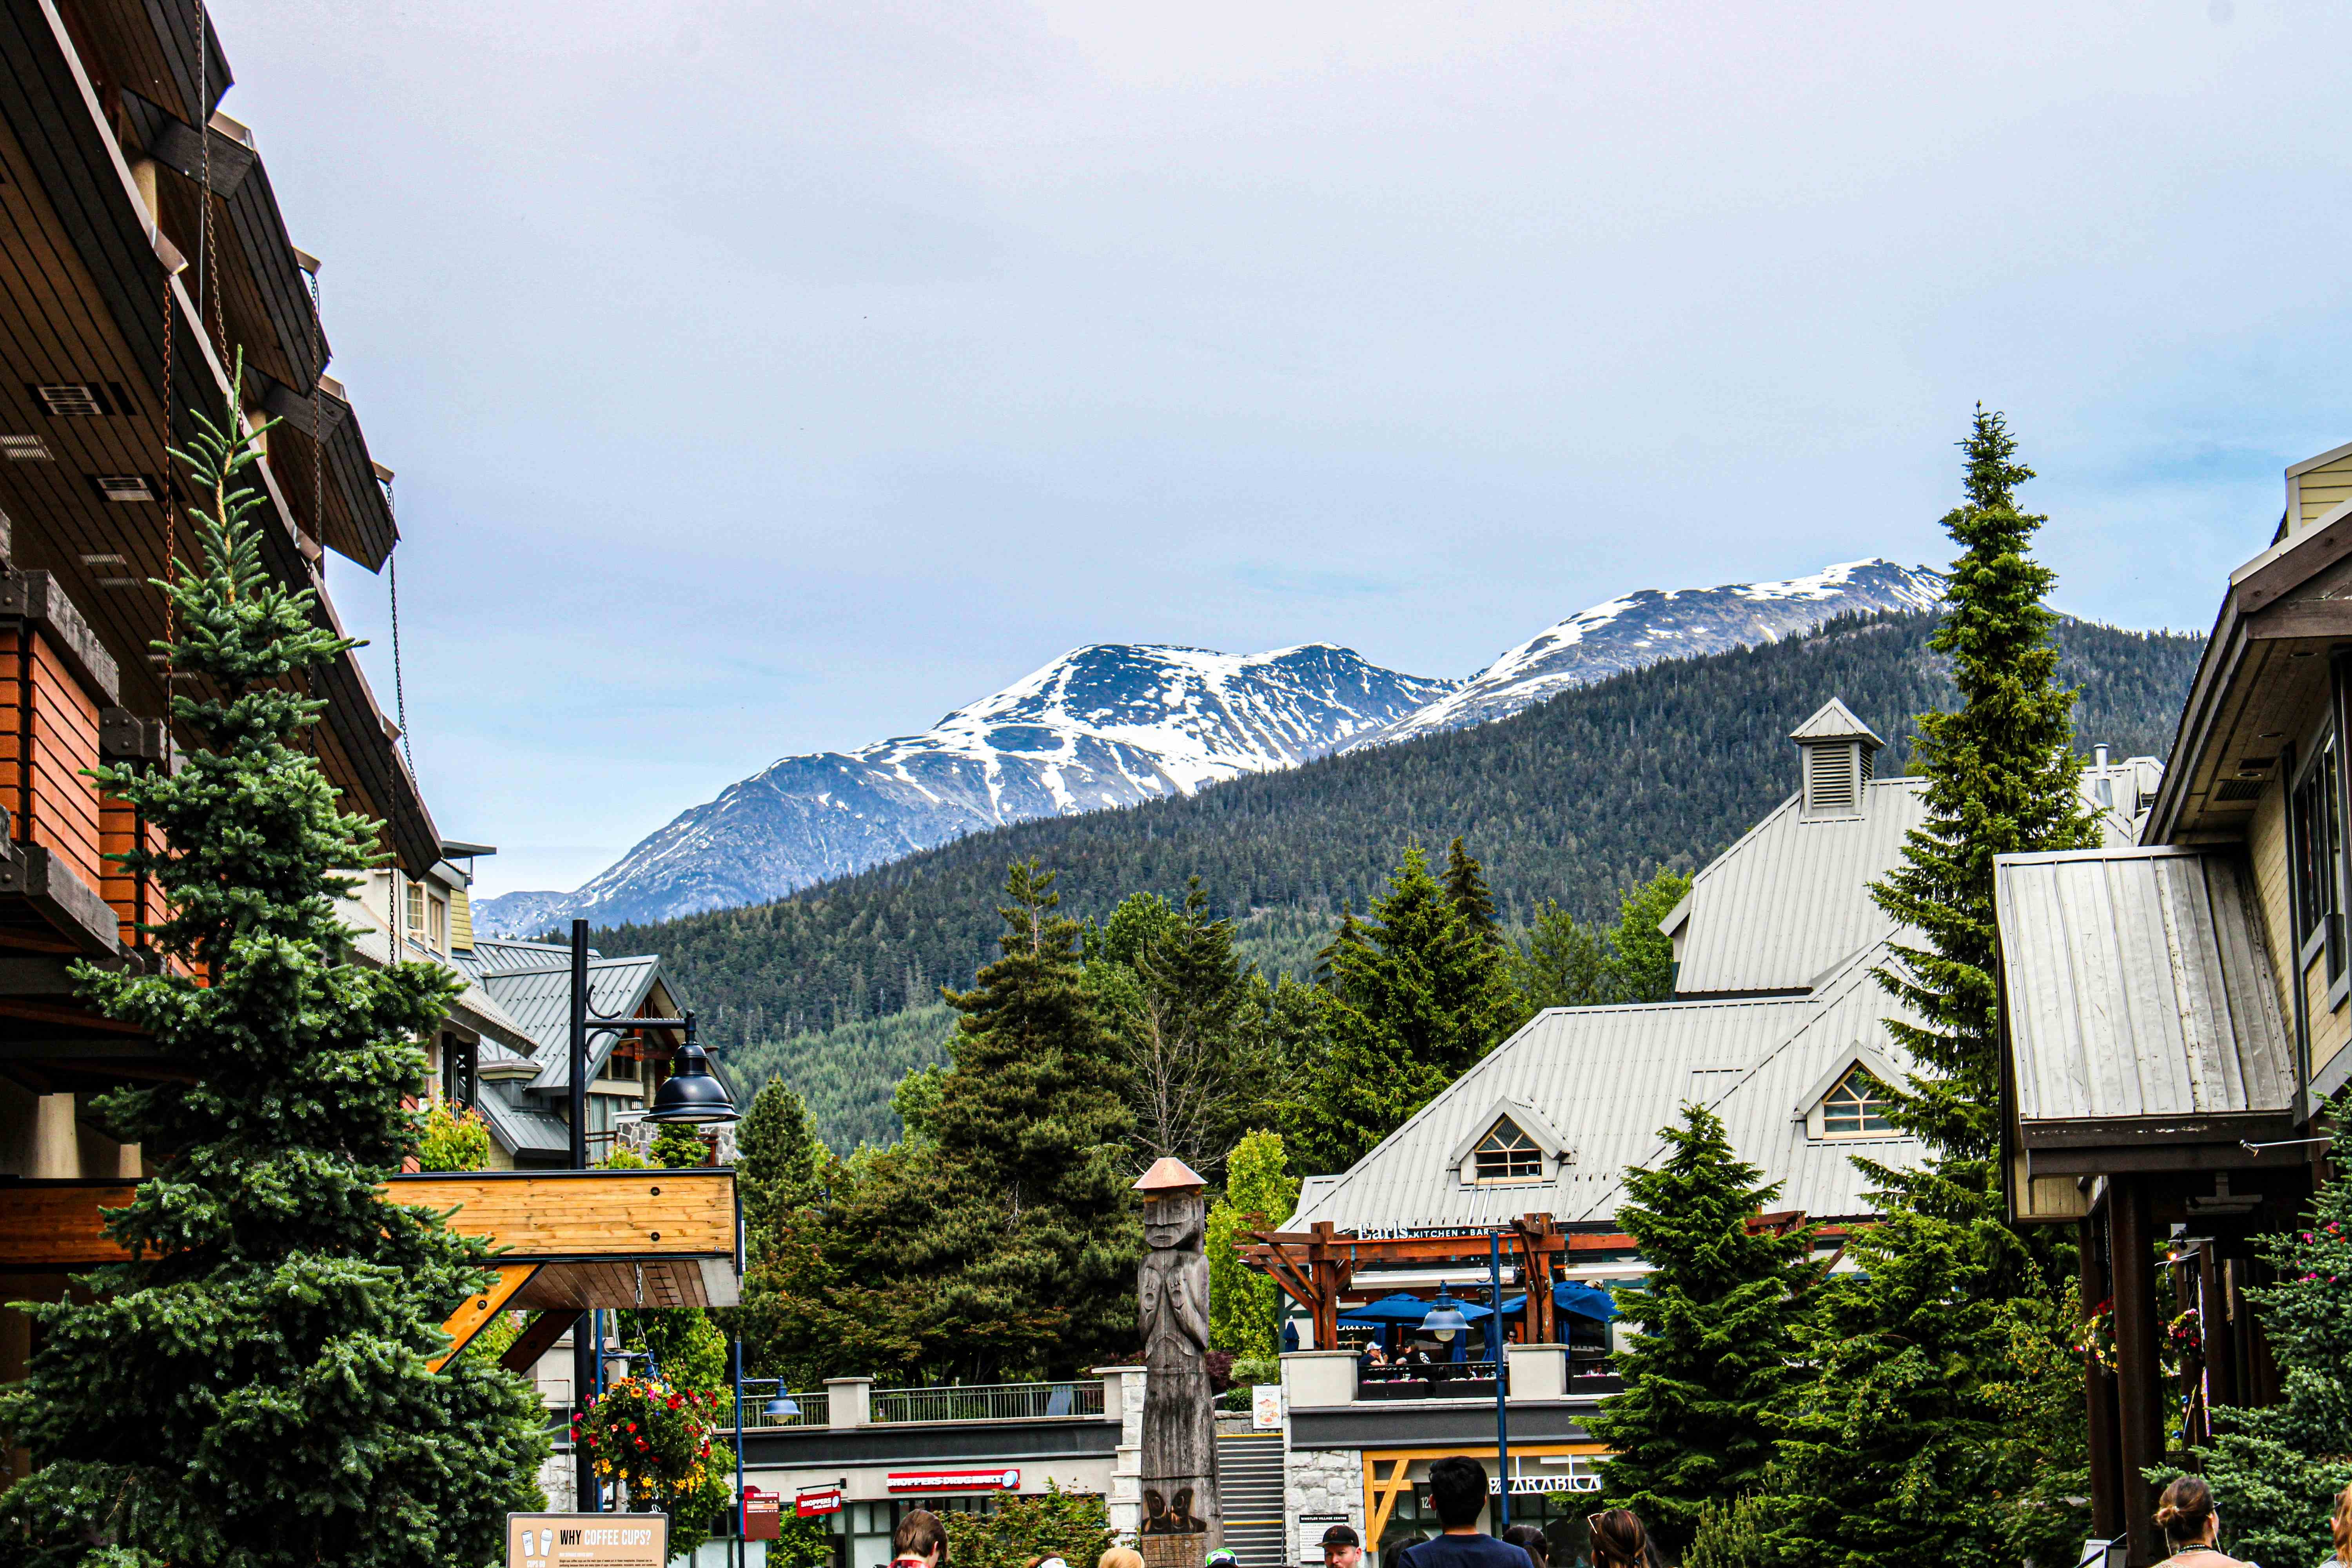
[507,1514,669,1568]
[1251,1385,1283,1430]
[887,1469,1020,1493]
[793,1487,842,1519]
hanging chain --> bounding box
[301,265,324,758]
[385,485,414,783]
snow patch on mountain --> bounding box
[474,643,1455,933]
[1347,558,1945,748]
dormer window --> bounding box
[1473,1118,1543,1183]
[1820,1068,1894,1136]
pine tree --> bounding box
[1205,1130,1301,1357]
[1443,837,1501,948]
[2198,1110,2352,1567]
[736,1076,827,1248]
[1285,846,1515,1173]
[0,357,546,1568]
[1591,1106,1815,1558]
[1599,869,1692,1005]
[1512,900,1608,1012]
[1872,407,2098,1190]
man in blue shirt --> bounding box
[1395,1458,1535,1568]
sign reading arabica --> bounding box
[507,1514,670,1568]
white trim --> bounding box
[2285,436,2352,480]
[1792,1044,1902,1120]
[1444,1097,1568,1168]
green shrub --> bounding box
[1684,1493,1772,1568]
[603,1148,653,1170]
[419,1100,492,1171]
[938,1486,1113,1568]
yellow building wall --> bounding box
[2252,780,2294,1032]
[2301,452,2352,530]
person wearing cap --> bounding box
[1323,1523,1364,1568]
[1204,1552,1240,1568]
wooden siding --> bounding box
[0,1169,736,1272]
[0,628,104,894]
[96,788,165,948]
[2313,955,2352,1086]
[2250,780,2295,1037]
[2301,451,2352,531]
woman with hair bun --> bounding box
[2153,1475,2253,1568]
[1585,1510,1663,1568]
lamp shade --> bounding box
[764,1394,801,1419]
[1420,1294,1469,1342]
[647,1034,737,1124]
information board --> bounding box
[507,1514,670,1568]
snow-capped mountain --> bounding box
[1345,559,1945,749]
[474,644,1457,933]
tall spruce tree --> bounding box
[1285,846,1515,1173]
[1872,407,2097,1194]
[1591,1105,1815,1559]
[1442,837,1502,948]
[0,360,546,1568]
[736,1076,827,1249]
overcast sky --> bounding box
[212,0,2352,897]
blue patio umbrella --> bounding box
[1554,1281,1621,1323]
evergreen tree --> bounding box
[1599,869,1692,1005]
[0,358,546,1568]
[736,1076,827,1247]
[1443,837,1502,948]
[1591,1105,1815,1558]
[2198,1109,2352,1566]
[1512,900,1608,1013]
[1205,1131,1301,1357]
[1872,407,2098,1190]
[1284,847,1515,1173]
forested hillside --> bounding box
[601,609,2202,1145]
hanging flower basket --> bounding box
[574,1376,723,1513]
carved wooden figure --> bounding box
[1136,1157,1217,1563]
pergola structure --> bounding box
[1243,1215,1617,1347]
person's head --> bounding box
[1100,1549,1145,1568]
[1322,1523,1363,1568]
[1204,1552,1239,1568]
[1427,1456,1490,1531]
[1587,1510,1655,1568]
[2334,1483,2352,1567]
[894,1509,948,1567]
[2156,1476,2220,1550]
[1501,1523,1550,1568]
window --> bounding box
[440,1034,476,1109]
[2292,735,2345,985]
[1821,1068,1895,1136]
[605,1053,641,1083]
[428,895,446,953]
[1473,1118,1543,1182]
[404,881,425,936]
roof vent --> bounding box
[1791,697,1885,819]
[31,382,134,417]
[2,435,53,461]
[89,474,158,503]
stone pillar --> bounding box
[1503,1344,1567,1401]
[825,1376,872,1429]
[1136,1159,1218,1564]
[1279,1351,1357,1409]
[1095,1366,1147,1540]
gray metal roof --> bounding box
[455,937,596,978]
[475,1081,573,1154]
[1789,697,1885,748]
[1289,944,1926,1232]
[1672,765,2150,998]
[466,955,668,1093]
[1995,846,2294,1126]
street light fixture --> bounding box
[763,1393,801,1419]
[1421,1294,1469,1343]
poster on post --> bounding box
[507,1514,670,1568]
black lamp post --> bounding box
[568,918,740,1512]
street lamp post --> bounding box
[1418,1235,1515,1531]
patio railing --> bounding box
[731,1390,830,1430]
[869,1381,1105,1424]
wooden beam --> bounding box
[499,1308,576,1375]
[430,1263,539,1372]
[2080,1219,2122,1540]
[2110,1176,2163,1567]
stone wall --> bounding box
[1285,1445,1360,1565]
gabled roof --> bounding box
[1996,846,2293,1131]
[1289,943,1925,1233]
[464,956,668,1093]
[1788,697,1886,748]
[1443,1097,1569,1167]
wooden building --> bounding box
[0,0,736,1450]
[1996,439,2352,1564]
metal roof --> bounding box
[474,1082,573,1154]
[1789,697,1886,748]
[455,937,597,978]
[1289,944,1926,1232]
[1673,766,2150,998]
[333,892,539,1056]
[1996,846,2294,1126]
[466,955,667,1093]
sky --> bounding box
[209,0,2352,898]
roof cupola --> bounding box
[1791,698,1885,819]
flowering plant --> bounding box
[573,1375,722,1515]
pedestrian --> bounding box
[1321,1523,1365,1568]
[2152,1475,2252,1568]
[2330,1482,2352,1568]
[1099,1550,1145,1568]
[893,1510,948,1568]
[1501,1524,1550,1568]
[1394,1457,1535,1568]
[1585,1510,1661,1568]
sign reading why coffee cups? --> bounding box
[507,1514,669,1568]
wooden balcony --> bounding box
[0,1168,741,1367]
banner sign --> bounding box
[887,1469,1019,1493]
[507,1514,669,1568]
[1251,1385,1283,1430]
[793,1488,841,1519]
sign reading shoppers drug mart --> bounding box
[794,1487,842,1519]
[887,1469,1020,1493]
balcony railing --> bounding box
[869,1381,1105,1424]
[733,1391,829,1430]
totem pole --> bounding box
[1135,1156,1218,1565]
